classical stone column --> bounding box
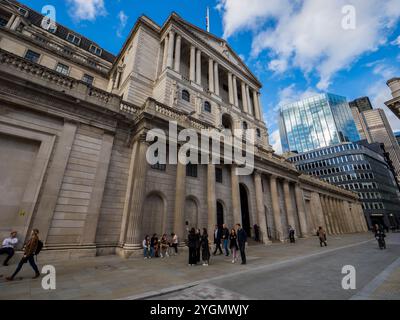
[162,35,169,71]
[196,49,202,85]
[190,45,196,82]
[320,196,332,234]
[207,164,217,234]
[228,72,234,105]
[339,200,350,233]
[253,90,261,120]
[214,62,220,96]
[167,30,175,69]
[254,171,270,243]
[233,75,239,107]
[174,34,181,73]
[270,175,284,242]
[241,81,248,113]
[329,198,340,234]
[295,184,309,237]
[123,141,149,254]
[231,165,242,225]
[174,160,186,242]
[257,93,263,121]
[208,58,214,93]
[246,85,253,116]
[283,180,296,234]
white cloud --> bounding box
[268,59,288,74]
[277,84,319,108]
[117,11,128,38]
[391,35,400,46]
[270,129,283,154]
[67,0,106,22]
[218,0,400,90]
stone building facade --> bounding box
[0,1,367,259]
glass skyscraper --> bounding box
[279,93,360,153]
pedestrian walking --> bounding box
[229,228,239,263]
[187,228,197,266]
[236,224,247,265]
[213,225,223,255]
[221,224,230,256]
[6,229,41,281]
[289,226,295,243]
[171,233,178,255]
[317,226,327,247]
[143,235,151,259]
[0,231,18,266]
[200,228,210,266]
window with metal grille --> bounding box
[186,163,198,177]
[182,90,190,102]
[55,63,70,75]
[82,74,94,85]
[24,50,40,63]
[215,167,223,183]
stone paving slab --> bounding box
[0,233,379,300]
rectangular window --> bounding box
[55,63,70,75]
[89,44,102,56]
[215,167,223,183]
[24,49,40,63]
[66,33,81,45]
[82,74,94,85]
[186,164,198,178]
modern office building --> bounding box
[279,93,360,154]
[395,132,400,146]
[350,102,400,182]
[349,97,373,113]
[386,78,400,119]
[288,142,400,229]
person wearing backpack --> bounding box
[6,229,41,281]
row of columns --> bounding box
[119,141,367,256]
[161,30,263,121]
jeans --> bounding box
[171,243,178,254]
[0,247,15,265]
[223,239,229,256]
[143,247,150,258]
[11,255,39,279]
[150,247,154,257]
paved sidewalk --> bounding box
[0,233,380,300]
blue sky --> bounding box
[21,0,400,153]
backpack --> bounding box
[35,240,44,255]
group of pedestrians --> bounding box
[142,233,179,259]
[0,229,42,281]
[211,223,247,265]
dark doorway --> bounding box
[217,201,224,227]
[239,184,251,236]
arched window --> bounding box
[256,128,261,138]
[242,121,248,130]
[204,101,211,113]
[182,90,190,102]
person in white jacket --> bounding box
[0,231,18,266]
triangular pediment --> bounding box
[170,15,261,87]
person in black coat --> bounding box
[213,225,223,255]
[236,224,247,265]
[200,228,210,266]
[195,228,201,263]
[229,228,239,263]
[187,228,197,266]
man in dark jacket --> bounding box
[236,224,247,265]
[213,225,223,255]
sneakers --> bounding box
[202,263,208,266]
